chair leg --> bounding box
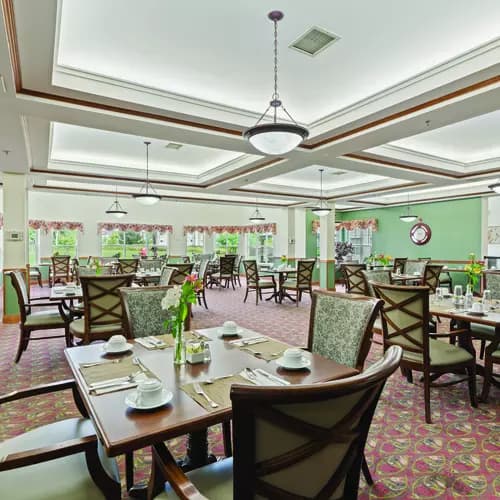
[467,364,478,408]
[14,330,28,363]
[37,274,43,287]
[361,453,374,485]
[296,289,299,307]
[479,340,486,360]
[481,356,493,402]
[222,421,232,457]
[243,288,249,303]
[401,367,413,383]
[202,291,208,310]
[423,371,432,424]
[256,287,259,305]
[125,452,134,491]
[259,289,263,301]
[274,287,278,303]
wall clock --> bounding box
[410,220,431,245]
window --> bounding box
[247,232,274,263]
[214,232,239,256]
[186,231,205,257]
[29,228,39,265]
[101,230,169,258]
[52,229,78,257]
[346,228,372,263]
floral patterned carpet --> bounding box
[0,283,498,499]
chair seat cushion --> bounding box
[248,280,276,288]
[25,310,65,327]
[282,280,309,289]
[0,418,119,500]
[157,457,233,499]
[470,324,496,340]
[403,339,474,366]
[69,318,122,338]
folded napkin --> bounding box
[135,331,211,350]
[235,338,290,361]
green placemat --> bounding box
[235,339,290,361]
[135,331,211,350]
[181,374,251,412]
[79,356,156,385]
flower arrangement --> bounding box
[161,274,203,364]
[464,253,484,288]
[376,254,392,267]
[335,242,354,262]
[91,257,102,275]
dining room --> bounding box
[1,1,500,499]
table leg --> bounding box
[177,429,217,472]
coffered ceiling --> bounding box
[1,0,500,212]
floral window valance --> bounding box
[312,218,378,233]
[183,225,212,236]
[98,222,173,233]
[211,223,277,235]
[29,220,85,233]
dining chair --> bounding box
[307,289,383,485]
[341,263,368,295]
[169,263,195,285]
[0,379,121,499]
[393,257,407,274]
[117,258,140,274]
[140,259,163,271]
[242,260,277,305]
[196,259,210,309]
[150,346,402,500]
[49,255,71,287]
[69,274,135,344]
[404,259,427,276]
[422,264,443,294]
[210,255,236,290]
[372,282,477,424]
[159,266,175,286]
[280,258,316,306]
[480,338,499,402]
[232,255,243,287]
[361,269,393,297]
[26,264,43,288]
[8,270,70,363]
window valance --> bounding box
[29,220,85,233]
[98,222,173,233]
[312,218,378,233]
[210,223,277,235]
[183,225,212,236]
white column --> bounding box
[294,208,306,259]
[238,233,246,258]
[319,202,336,290]
[287,208,296,260]
[170,225,186,257]
[204,232,214,255]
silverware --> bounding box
[89,371,141,389]
[203,374,234,384]
[147,336,166,347]
[255,368,290,386]
[92,382,138,395]
[133,356,148,372]
[193,382,219,408]
[81,359,122,368]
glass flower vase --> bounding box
[173,322,185,365]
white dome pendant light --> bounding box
[105,186,128,218]
[311,169,331,217]
[134,141,161,205]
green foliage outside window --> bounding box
[101,230,168,258]
[52,230,78,257]
[215,233,239,256]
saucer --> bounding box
[218,327,243,337]
[125,389,173,410]
[466,311,487,317]
[276,356,311,371]
[103,342,133,354]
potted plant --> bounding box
[464,252,484,290]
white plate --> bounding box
[103,342,133,354]
[276,356,311,370]
[125,389,173,410]
[218,327,243,337]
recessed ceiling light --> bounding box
[165,142,183,150]
[289,26,341,57]
[329,171,347,176]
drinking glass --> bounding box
[483,289,492,312]
[435,287,443,302]
[454,285,463,298]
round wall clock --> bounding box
[410,220,431,245]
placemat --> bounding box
[135,331,211,350]
[181,374,251,412]
[235,338,290,361]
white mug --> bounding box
[471,302,484,313]
[283,348,304,367]
[222,321,238,335]
[136,378,163,406]
[107,334,127,351]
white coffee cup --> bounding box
[136,378,163,406]
[107,334,127,351]
[472,302,484,313]
[222,321,238,335]
[283,348,304,368]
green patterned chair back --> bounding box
[120,285,190,338]
[361,269,392,297]
[9,271,30,323]
[243,260,259,285]
[297,259,315,286]
[308,290,382,370]
[140,259,163,271]
[230,346,402,499]
[117,259,139,274]
[341,264,367,295]
[372,283,430,364]
[159,266,175,286]
[485,271,500,300]
[169,263,195,285]
[422,264,443,294]
[393,257,407,274]
[404,260,427,275]
[79,274,135,331]
[219,255,236,277]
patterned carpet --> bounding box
[0,283,498,499]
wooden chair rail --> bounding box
[0,379,75,405]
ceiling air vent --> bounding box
[165,142,183,150]
[329,170,347,176]
[289,26,340,57]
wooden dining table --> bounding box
[64,327,357,494]
[261,267,297,302]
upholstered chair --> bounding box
[242,260,277,305]
[8,270,70,363]
[232,255,243,287]
[150,347,402,500]
[26,264,43,288]
[422,264,443,294]
[404,259,427,276]
[393,257,407,274]
[0,380,121,499]
[210,256,236,289]
[341,263,368,295]
[117,258,140,274]
[159,266,175,286]
[196,259,210,309]
[69,274,134,344]
[169,263,195,285]
[281,259,316,306]
[480,339,500,402]
[361,269,392,297]
[372,282,477,424]
[49,255,71,287]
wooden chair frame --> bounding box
[49,255,71,287]
[210,256,236,290]
[372,282,477,424]
[232,255,243,288]
[341,263,367,295]
[196,260,210,309]
[8,271,70,363]
[480,338,500,402]
[422,264,443,294]
[169,263,195,286]
[148,347,402,500]
[26,264,43,288]
[243,260,277,305]
[281,259,316,307]
[117,258,140,274]
[393,257,407,274]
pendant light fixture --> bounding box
[243,11,308,155]
[249,198,266,222]
[105,186,128,218]
[399,193,418,222]
[311,169,331,217]
[134,141,161,205]
[488,181,500,193]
